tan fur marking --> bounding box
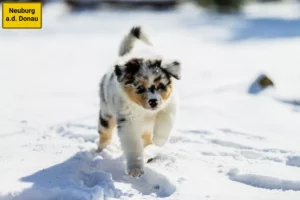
[98,118,116,149]
[160,83,173,100]
[142,131,153,147]
[154,77,161,86]
[123,87,148,108]
[140,79,150,87]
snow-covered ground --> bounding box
[1,1,300,200]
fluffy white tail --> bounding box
[118,26,152,56]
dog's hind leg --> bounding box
[97,111,115,152]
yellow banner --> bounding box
[2,2,42,29]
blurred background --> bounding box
[1,0,300,154]
[1,0,300,13]
[1,0,300,199]
[1,0,300,159]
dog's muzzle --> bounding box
[148,99,158,109]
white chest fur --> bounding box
[120,100,158,134]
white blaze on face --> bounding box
[148,92,161,102]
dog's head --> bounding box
[115,58,181,111]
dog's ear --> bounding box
[115,59,141,82]
[162,60,181,80]
[114,65,125,82]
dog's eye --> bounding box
[157,83,166,91]
[136,85,146,94]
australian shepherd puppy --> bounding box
[97,26,181,177]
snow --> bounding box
[228,168,300,191]
[287,156,300,168]
[1,1,300,200]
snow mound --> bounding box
[2,152,121,200]
[228,169,300,191]
[1,151,176,200]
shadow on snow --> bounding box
[4,151,176,200]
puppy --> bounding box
[97,26,181,177]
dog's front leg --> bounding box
[153,102,177,147]
[118,118,144,177]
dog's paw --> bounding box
[127,165,144,178]
[152,136,168,147]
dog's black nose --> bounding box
[148,99,158,108]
